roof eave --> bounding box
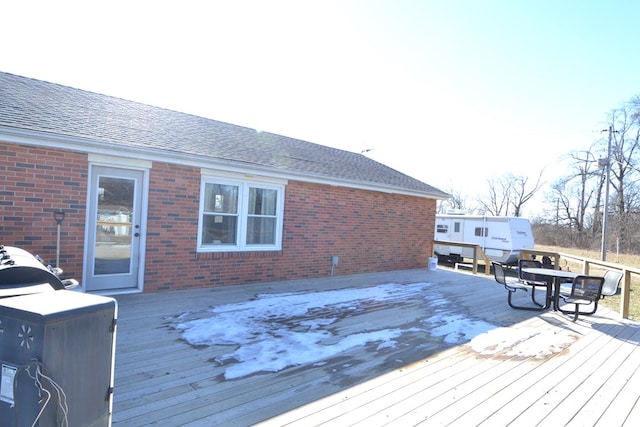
[0,126,448,200]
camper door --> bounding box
[445,219,464,256]
[450,219,463,246]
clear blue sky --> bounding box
[2,0,639,216]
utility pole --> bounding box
[600,125,613,261]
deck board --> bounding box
[110,268,640,426]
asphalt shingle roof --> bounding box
[0,72,447,198]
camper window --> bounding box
[474,227,488,237]
[454,222,461,232]
[436,224,448,234]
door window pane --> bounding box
[94,176,134,275]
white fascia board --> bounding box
[200,168,288,186]
[1,126,151,159]
[88,153,152,169]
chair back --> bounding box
[492,262,507,285]
[518,259,542,282]
[601,270,623,297]
[569,275,606,301]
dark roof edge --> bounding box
[0,126,450,200]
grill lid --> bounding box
[0,245,65,298]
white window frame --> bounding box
[197,173,285,252]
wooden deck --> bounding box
[111,268,640,426]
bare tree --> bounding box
[535,94,640,254]
[437,186,466,214]
[608,104,640,251]
[510,171,544,217]
[479,172,543,217]
[549,179,576,227]
[606,106,640,215]
[478,176,511,215]
[548,149,600,247]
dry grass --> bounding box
[535,244,640,321]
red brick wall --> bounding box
[0,142,88,279]
[280,182,436,278]
[1,141,436,292]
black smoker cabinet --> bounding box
[0,291,117,427]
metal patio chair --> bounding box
[517,259,552,308]
[558,275,606,321]
[493,262,551,311]
[559,270,622,313]
[601,270,623,298]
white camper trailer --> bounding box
[434,214,534,265]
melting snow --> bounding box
[172,282,576,379]
[470,327,576,359]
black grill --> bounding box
[0,245,68,298]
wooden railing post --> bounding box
[433,240,494,276]
[472,247,478,275]
[621,269,631,319]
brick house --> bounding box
[0,72,448,294]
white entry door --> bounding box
[85,166,145,292]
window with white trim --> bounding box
[198,177,284,252]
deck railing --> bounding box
[432,240,492,275]
[521,249,640,319]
